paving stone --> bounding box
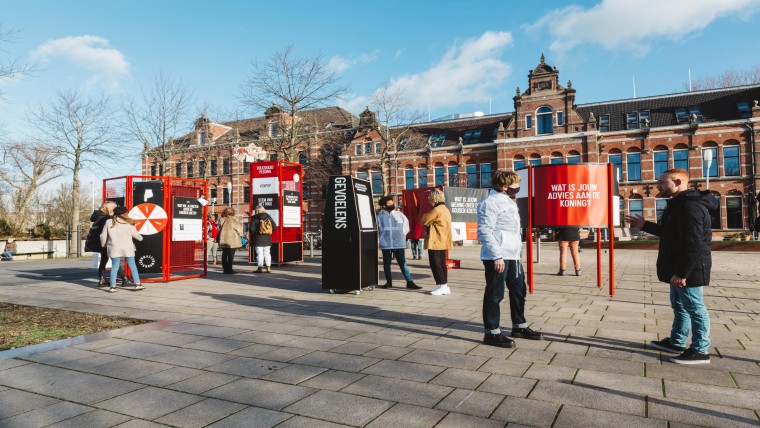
[278,336,346,351]
[430,367,490,389]
[55,353,128,371]
[553,404,665,428]
[491,396,560,427]
[161,323,249,338]
[167,371,241,394]
[22,347,100,365]
[476,373,537,398]
[434,411,506,428]
[478,358,531,376]
[114,418,184,427]
[227,330,298,345]
[342,374,453,407]
[261,364,326,384]
[435,388,504,418]
[96,341,177,358]
[205,405,290,427]
[182,337,252,353]
[362,345,414,360]
[206,356,289,378]
[349,332,423,347]
[328,341,380,355]
[523,363,577,382]
[364,403,446,428]
[0,388,59,419]
[664,379,760,410]
[0,358,30,371]
[530,379,648,417]
[275,415,351,427]
[283,389,392,426]
[298,370,366,391]
[733,373,760,392]
[203,378,316,410]
[648,396,760,427]
[400,348,488,370]
[95,386,203,419]
[361,359,445,382]
[87,358,175,380]
[44,409,132,428]
[0,401,92,427]
[121,330,206,346]
[291,350,380,372]
[508,348,555,364]
[155,397,247,427]
[550,352,644,376]
[135,366,205,387]
[146,348,237,369]
[255,346,314,362]
[227,343,280,358]
[645,362,737,388]
[574,369,664,397]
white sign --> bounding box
[172,219,203,241]
[283,205,301,227]
[357,194,374,229]
[252,177,279,194]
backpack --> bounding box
[258,217,273,235]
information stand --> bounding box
[102,176,208,283]
[248,160,304,265]
[322,176,378,294]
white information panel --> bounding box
[357,194,374,229]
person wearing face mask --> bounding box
[420,188,453,295]
[377,195,421,290]
[477,169,543,348]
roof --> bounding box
[393,113,512,150]
[576,84,760,132]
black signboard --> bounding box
[133,181,164,273]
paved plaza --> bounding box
[0,245,759,427]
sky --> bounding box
[2,0,760,179]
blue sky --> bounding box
[2,0,760,177]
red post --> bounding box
[607,163,615,296]
[526,166,534,294]
[596,228,602,288]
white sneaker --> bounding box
[429,284,450,296]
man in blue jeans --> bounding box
[377,196,420,290]
[627,168,717,364]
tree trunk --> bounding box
[71,152,82,257]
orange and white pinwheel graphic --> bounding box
[129,203,168,235]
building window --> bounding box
[448,165,459,187]
[298,151,307,166]
[673,149,688,171]
[525,115,532,129]
[399,139,409,150]
[462,128,483,144]
[480,163,492,188]
[355,144,362,155]
[150,165,157,177]
[627,152,641,181]
[724,146,740,176]
[726,196,743,229]
[405,168,415,189]
[654,150,668,178]
[550,154,563,165]
[639,110,650,126]
[599,114,610,132]
[566,153,580,164]
[689,106,704,123]
[608,153,623,181]
[656,199,668,223]
[269,153,278,161]
[243,161,250,174]
[364,142,372,154]
[187,161,194,178]
[375,142,382,154]
[222,188,230,204]
[199,160,206,177]
[223,158,231,175]
[418,167,428,188]
[268,122,277,137]
[737,101,751,119]
[629,198,644,218]
[675,107,689,124]
[370,171,382,195]
[676,106,703,124]
[430,132,447,147]
[537,106,553,134]
[434,165,445,186]
[529,156,541,166]
[175,162,182,177]
[626,112,640,130]
[557,111,564,126]
[210,188,217,202]
[702,147,718,177]
[210,160,218,176]
[466,164,478,188]
[514,159,526,170]
[243,186,250,203]
[356,171,368,181]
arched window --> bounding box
[673,144,689,172]
[405,166,415,189]
[418,164,428,188]
[434,163,445,186]
[702,143,718,178]
[550,151,563,165]
[608,149,623,181]
[529,153,542,166]
[653,145,669,178]
[513,155,526,171]
[537,106,553,135]
[726,190,743,229]
[448,162,459,187]
[566,150,581,164]
[723,141,740,177]
[626,149,642,182]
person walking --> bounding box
[377,196,420,290]
[556,226,582,276]
[207,213,220,265]
[99,206,144,293]
[85,201,132,287]
[626,168,717,364]
[219,207,243,274]
[409,238,422,260]
[478,169,543,348]
[1,238,16,260]
[420,189,453,296]
[250,205,277,273]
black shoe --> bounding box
[380,282,393,289]
[650,338,686,354]
[510,327,544,340]
[575,269,582,276]
[670,348,710,365]
[557,269,565,276]
[406,281,422,290]
[97,276,109,288]
[483,333,515,348]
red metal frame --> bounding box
[527,166,534,294]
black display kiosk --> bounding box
[322,176,378,294]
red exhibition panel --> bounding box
[531,164,611,227]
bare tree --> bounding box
[368,82,425,196]
[123,71,194,173]
[239,45,349,161]
[0,140,63,234]
[0,24,36,103]
[685,65,760,91]
[28,90,119,255]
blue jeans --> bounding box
[110,257,141,286]
[381,248,413,283]
[410,240,422,258]
[670,285,711,354]
[1,250,16,260]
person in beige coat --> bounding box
[100,206,144,293]
[219,207,243,274]
[420,189,453,295]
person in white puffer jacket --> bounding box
[477,169,543,348]
[377,195,420,290]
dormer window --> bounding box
[737,101,751,119]
[430,132,447,147]
[688,106,704,123]
[268,122,278,137]
[599,114,610,132]
[462,128,482,144]
[676,106,703,124]
[626,111,650,129]
[200,130,207,145]
[537,106,553,134]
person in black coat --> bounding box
[626,168,718,365]
[85,201,130,287]
[250,205,277,273]
[555,227,581,276]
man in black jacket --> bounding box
[626,168,717,364]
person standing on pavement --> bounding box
[420,189,453,296]
[626,168,717,365]
[409,238,422,260]
[250,205,277,273]
[555,227,582,276]
[207,213,220,265]
[100,206,144,293]
[477,169,543,348]
[85,201,132,287]
[219,207,243,274]
[377,196,421,290]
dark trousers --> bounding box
[99,248,125,280]
[483,259,527,332]
[428,249,448,285]
[381,248,413,283]
[221,247,237,273]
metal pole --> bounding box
[65,224,71,258]
[76,225,82,257]
[536,234,541,263]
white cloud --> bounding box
[383,31,512,110]
[327,50,379,73]
[31,35,129,88]
[527,0,760,55]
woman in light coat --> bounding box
[100,206,144,293]
[420,188,453,296]
[219,207,243,274]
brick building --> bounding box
[144,54,760,236]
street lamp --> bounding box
[227,181,233,206]
[704,149,714,190]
